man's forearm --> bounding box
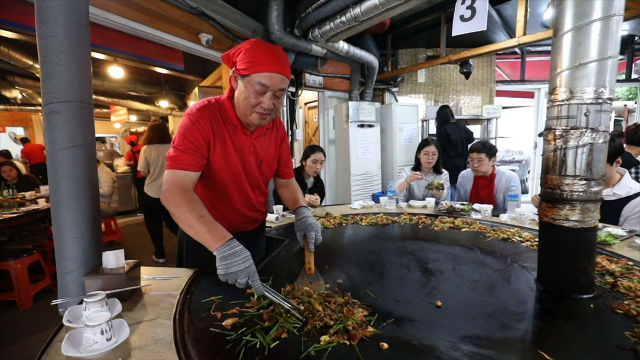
[161,188,232,252]
[274,178,306,211]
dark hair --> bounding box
[140,120,172,145]
[0,161,23,181]
[607,136,625,165]
[625,123,640,147]
[435,105,455,128]
[468,140,498,159]
[19,137,31,145]
[411,138,443,174]
[610,130,625,141]
[0,150,14,160]
[300,145,326,166]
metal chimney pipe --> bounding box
[537,0,625,296]
[34,0,103,315]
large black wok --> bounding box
[174,214,635,360]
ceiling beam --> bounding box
[182,0,265,39]
[488,5,520,55]
[515,0,528,37]
[88,6,223,62]
[0,29,203,81]
[377,29,553,80]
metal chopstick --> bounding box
[50,284,150,305]
[261,283,307,323]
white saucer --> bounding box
[63,298,122,328]
[61,318,130,358]
[408,200,426,208]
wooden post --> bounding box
[516,0,529,37]
[377,29,552,80]
[220,64,231,95]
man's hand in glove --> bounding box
[213,238,264,296]
[294,206,323,251]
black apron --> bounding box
[176,221,267,269]
[600,192,640,226]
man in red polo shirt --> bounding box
[162,39,322,295]
[20,137,48,185]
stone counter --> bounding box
[41,267,194,360]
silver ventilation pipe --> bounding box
[311,40,377,101]
[295,0,361,36]
[537,0,625,297]
[0,39,41,76]
[307,0,407,101]
[268,0,361,101]
[308,0,407,41]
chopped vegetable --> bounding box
[222,318,239,329]
[597,231,621,245]
[380,342,389,350]
[435,300,442,308]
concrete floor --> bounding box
[0,215,178,360]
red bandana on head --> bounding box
[221,39,291,95]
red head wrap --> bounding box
[124,135,138,145]
[221,39,291,95]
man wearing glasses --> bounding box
[456,140,521,216]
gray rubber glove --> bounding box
[213,238,264,296]
[294,206,323,252]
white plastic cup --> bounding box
[515,208,527,222]
[379,197,388,207]
[272,205,283,215]
[480,204,493,217]
[425,198,436,208]
[81,291,109,322]
[81,313,116,353]
[37,198,47,205]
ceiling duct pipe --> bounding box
[537,0,625,297]
[163,0,246,44]
[295,0,361,35]
[0,39,41,76]
[268,0,361,101]
[308,0,407,41]
[268,0,328,57]
[93,95,180,116]
[307,0,410,101]
[309,38,377,101]
[0,104,112,117]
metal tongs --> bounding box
[261,283,307,323]
[50,284,150,305]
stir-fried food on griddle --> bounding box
[209,285,379,358]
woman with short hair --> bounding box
[397,138,450,201]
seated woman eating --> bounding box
[397,138,450,201]
[456,141,520,216]
[0,160,41,193]
[273,145,325,210]
[601,137,640,231]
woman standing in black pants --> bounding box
[138,121,178,263]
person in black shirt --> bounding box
[0,161,41,193]
[273,145,325,210]
[435,105,475,201]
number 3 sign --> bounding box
[452,0,489,37]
